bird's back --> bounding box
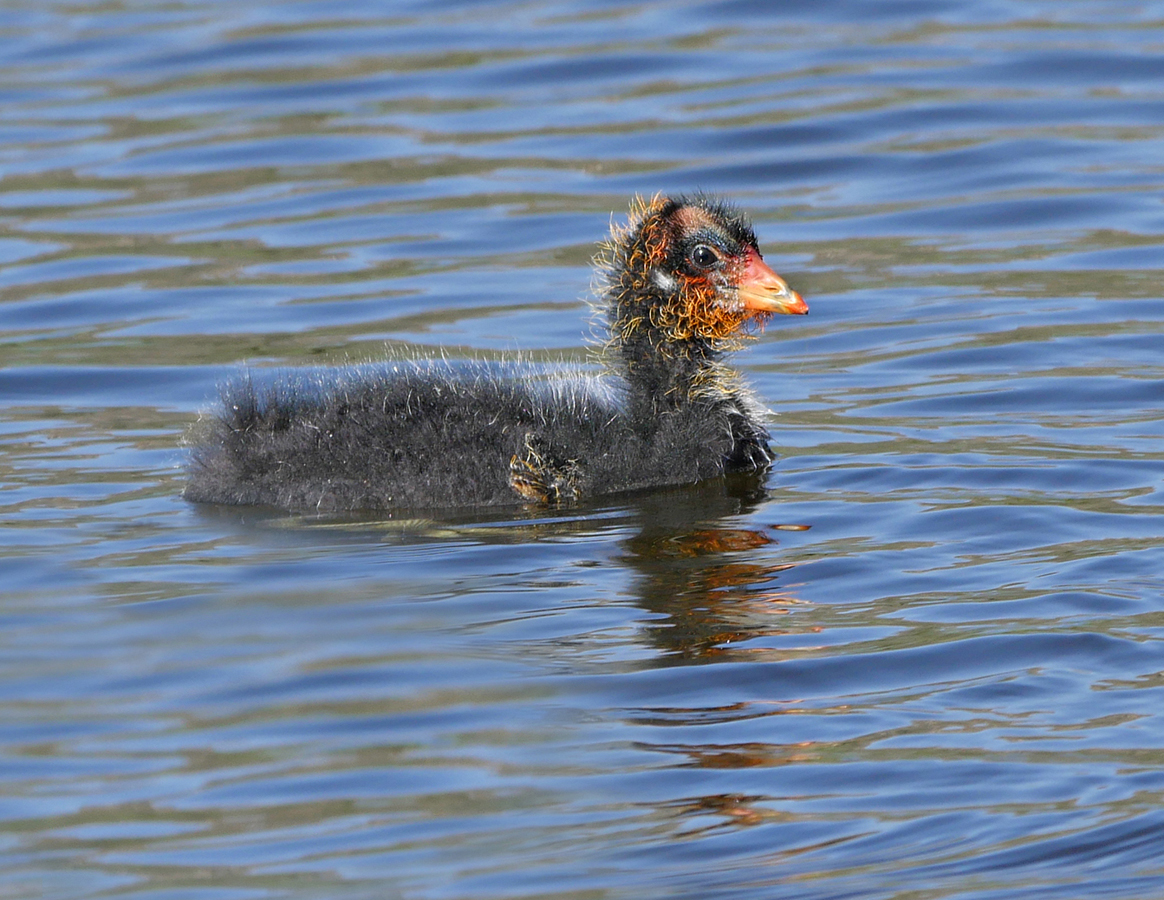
[184,362,742,513]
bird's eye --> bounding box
[690,244,719,269]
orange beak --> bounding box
[738,248,807,316]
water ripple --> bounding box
[2,1,1164,898]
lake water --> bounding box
[3,2,1164,898]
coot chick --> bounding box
[184,194,807,512]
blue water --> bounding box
[2,2,1163,898]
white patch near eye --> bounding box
[652,269,677,291]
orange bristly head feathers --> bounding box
[599,194,806,355]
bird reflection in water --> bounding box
[610,478,823,838]
[617,475,811,661]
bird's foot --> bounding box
[726,436,774,473]
[509,433,582,505]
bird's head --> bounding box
[601,194,806,357]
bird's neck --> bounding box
[606,280,714,403]
[606,291,772,471]
[614,326,716,409]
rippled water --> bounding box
[3,2,1164,898]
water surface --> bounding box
[2,2,1164,898]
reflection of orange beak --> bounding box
[739,248,808,316]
